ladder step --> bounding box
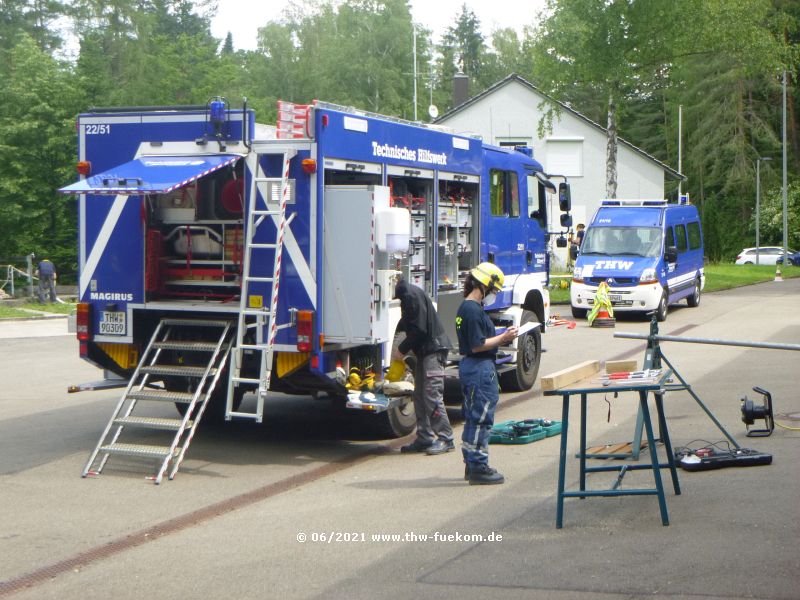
[127,389,196,403]
[153,340,219,352]
[241,309,273,317]
[140,365,215,378]
[236,343,270,351]
[161,318,232,328]
[244,276,275,283]
[251,209,281,216]
[226,411,263,422]
[100,443,176,459]
[250,243,278,249]
[232,376,262,385]
[113,416,191,431]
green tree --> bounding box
[0,35,84,272]
[758,181,799,249]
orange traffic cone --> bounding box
[591,306,616,328]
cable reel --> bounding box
[740,386,774,437]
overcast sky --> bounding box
[210,0,548,51]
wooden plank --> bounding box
[604,359,638,374]
[540,360,600,391]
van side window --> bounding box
[489,169,520,218]
[687,222,701,250]
[675,224,688,253]
[665,226,675,248]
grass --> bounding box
[548,263,800,304]
[18,302,77,315]
[0,301,77,319]
[0,305,34,318]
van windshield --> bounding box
[581,226,663,258]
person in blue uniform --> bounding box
[455,262,517,485]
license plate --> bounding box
[99,311,126,335]
[609,295,621,303]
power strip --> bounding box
[675,448,772,472]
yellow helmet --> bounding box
[470,262,504,291]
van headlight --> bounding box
[639,268,658,284]
[572,266,583,284]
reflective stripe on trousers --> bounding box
[459,356,499,467]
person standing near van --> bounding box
[392,277,456,455]
[568,224,585,267]
[456,262,517,485]
[36,258,57,303]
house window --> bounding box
[545,139,583,177]
[497,138,531,149]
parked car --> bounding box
[735,246,797,265]
[776,250,800,266]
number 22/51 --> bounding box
[85,124,110,135]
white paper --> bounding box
[516,322,539,337]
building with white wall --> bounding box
[436,74,683,270]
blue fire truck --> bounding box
[60,98,571,482]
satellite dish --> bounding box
[428,105,439,119]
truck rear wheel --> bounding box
[371,396,416,438]
[168,377,244,423]
[499,310,541,392]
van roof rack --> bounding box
[600,199,668,207]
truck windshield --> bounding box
[581,226,662,257]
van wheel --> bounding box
[499,310,541,392]
[656,292,668,322]
[571,306,587,319]
[687,279,701,307]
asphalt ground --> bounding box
[0,280,798,599]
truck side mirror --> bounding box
[558,183,571,212]
[556,235,568,248]
[665,246,678,263]
[560,213,572,228]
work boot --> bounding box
[425,439,455,455]
[467,464,505,485]
[400,439,432,453]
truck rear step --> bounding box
[82,317,233,484]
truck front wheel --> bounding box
[499,310,541,392]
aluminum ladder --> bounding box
[81,318,233,484]
[226,149,296,422]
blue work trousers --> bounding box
[459,356,499,467]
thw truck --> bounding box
[60,98,571,482]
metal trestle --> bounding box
[81,317,233,484]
